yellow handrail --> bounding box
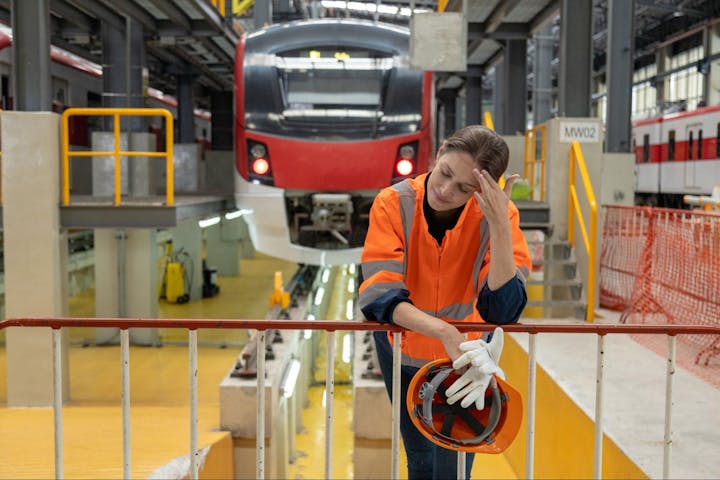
[567,141,597,323]
[61,108,174,207]
[482,112,507,188]
[211,0,226,15]
[483,111,494,132]
[523,124,547,201]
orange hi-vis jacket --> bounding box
[359,173,532,367]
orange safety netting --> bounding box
[600,206,720,370]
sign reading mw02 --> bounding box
[559,121,600,143]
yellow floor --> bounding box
[1,252,518,479]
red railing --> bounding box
[3,317,719,335]
[2,317,719,480]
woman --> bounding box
[359,125,531,479]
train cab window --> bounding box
[668,130,675,161]
[643,134,650,163]
[688,131,693,160]
[698,129,703,159]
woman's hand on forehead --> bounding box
[472,169,519,224]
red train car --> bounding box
[632,104,720,207]
[234,18,434,266]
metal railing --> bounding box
[2,317,718,480]
[523,124,547,201]
[60,108,175,207]
[567,141,598,323]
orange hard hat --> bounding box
[406,358,522,453]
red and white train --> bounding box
[234,18,434,265]
[632,104,720,207]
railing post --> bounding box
[593,334,605,479]
[525,333,537,479]
[189,329,199,480]
[456,452,466,479]
[325,331,336,479]
[61,112,70,206]
[391,332,402,480]
[257,330,266,479]
[113,113,121,206]
[663,335,676,479]
[567,144,577,247]
[52,328,64,480]
[121,329,131,479]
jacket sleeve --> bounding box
[477,273,527,324]
[475,201,532,324]
[358,191,410,324]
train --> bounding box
[234,18,434,266]
[632,104,720,208]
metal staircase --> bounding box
[517,200,586,319]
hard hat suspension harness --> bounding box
[414,365,504,447]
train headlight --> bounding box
[395,159,414,176]
[399,145,415,159]
[250,144,267,159]
[251,158,270,175]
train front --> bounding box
[234,19,432,266]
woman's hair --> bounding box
[442,125,509,181]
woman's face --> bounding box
[426,149,479,212]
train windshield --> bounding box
[244,46,423,139]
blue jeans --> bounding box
[373,331,475,480]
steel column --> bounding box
[177,73,196,143]
[101,18,146,131]
[464,70,483,126]
[504,39,528,135]
[559,0,592,117]
[11,0,52,111]
[533,25,554,125]
[605,0,635,152]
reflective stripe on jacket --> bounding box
[359,173,531,366]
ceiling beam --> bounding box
[97,0,157,32]
[528,0,559,32]
[147,0,191,33]
[485,0,524,33]
[51,1,97,33]
[66,0,125,31]
[189,0,224,34]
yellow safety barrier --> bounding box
[567,141,597,323]
[523,124,547,201]
[211,0,226,15]
[61,108,175,206]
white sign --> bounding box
[559,121,600,143]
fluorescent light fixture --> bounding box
[319,0,429,16]
[224,209,251,220]
[342,333,351,363]
[198,216,221,228]
[281,359,301,398]
[348,264,356,275]
[307,314,316,321]
[304,329,313,339]
[321,268,330,283]
[347,278,355,293]
[346,299,354,320]
[314,286,325,306]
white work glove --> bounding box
[445,327,505,410]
